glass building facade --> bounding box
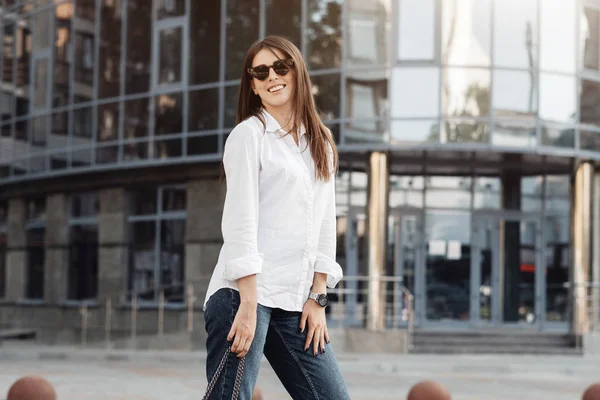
[0,0,599,337]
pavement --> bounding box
[0,344,598,399]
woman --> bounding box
[202,35,350,400]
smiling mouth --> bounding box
[268,84,286,93]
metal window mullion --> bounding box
[91,0,101,165]
[575,0,581,150]
[259,0,266,39]
[217,0,226,154]
[154,187,163,302]
[437,0,445,144]
[535,0,541,147]
[118,0,127,162]
[300,0,306,57]
[67,0,75,168]
[339,0,348,144]
[488,0,494,145]
[182,1,190,157]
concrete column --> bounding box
[591,171,600,330]
[98,188,127,304]
[366,152,389,331]
[45,193,69,304]
[571,162,593,334]
[5,198,26,301]
[186,179,225,304]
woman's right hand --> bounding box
[227,300,257,358]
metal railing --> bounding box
[75,276,414,353]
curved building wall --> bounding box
[0,0,599,185]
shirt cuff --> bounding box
[223,253,264,281]
[314,253,343,288]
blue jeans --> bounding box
[204,288,350,400]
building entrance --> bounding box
[471,212,543,329]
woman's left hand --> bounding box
[299,299,329,356]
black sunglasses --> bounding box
[247,59,294,81]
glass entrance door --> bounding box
[389,208,423,327]
[472,213,543,328]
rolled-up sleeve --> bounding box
[314,169,343,289]
[220,125,264,282]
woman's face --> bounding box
[250,48,295,112]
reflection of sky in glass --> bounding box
[494,0,537,69]
[540,0,576,73]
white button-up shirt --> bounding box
[203,110,343,312]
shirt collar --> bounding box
[262,109,306,137]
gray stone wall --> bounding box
[45,193,68,304]
[5,198,26,301]
[98,188,128,304]
[186,179,225,304]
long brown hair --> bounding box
[236,36,338,182]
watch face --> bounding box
[318,294,329,307]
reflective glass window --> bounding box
[392,67,439,118]
[158,26,183,86]
[226,0,259,80]
[68,224,98,300]
[124,97,149,140]
[539,73,576,124]
[54,2,73,109]
[347,0,390,68]
[494,0,537,69]
[187,134,219,156]
[582,7,600,71]
[441,0,491,67]
[541,124,575,148]
[74,32,95,95]
[224,84,240,129]
[98,0,122,99]
[492,70,537,120]
[97,102,119,142]
[126,0,151,94]
[15,21,31,117]
[266,0,301,48]
[155,92,183,136]
[443,118,488,144]
[156,0,185,19]
[540,0,576,73]
[397,0,436,62]
[441,68,490,117]
[311,74,340,120]
[188,88,219,132]
[71,191,99,218]
[347,75,388,121]
[391,120,439,145]
[2,23,15,86]
[474,177,500,209]
[521,176,543,212]
[425,210,471,322]
[580,127,600,151]
[189,0,220,84]
[306,0,342,70]
[491,120,537,148]
[580,79,600,128]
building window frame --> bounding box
[127,184,187,306]
[67,191,99,303]
[393,0,442,65]
[24,196,46,302]
[0,200,7,299]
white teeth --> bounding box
[268,85,285,93]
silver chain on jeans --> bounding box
[202,345,246,400]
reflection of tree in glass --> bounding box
[440,84,489,143]
[307,0,341,70]
[266,0,302,48]
[226,0,259,80]
[311,74,340,121]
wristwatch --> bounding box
[308,291,329,308]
